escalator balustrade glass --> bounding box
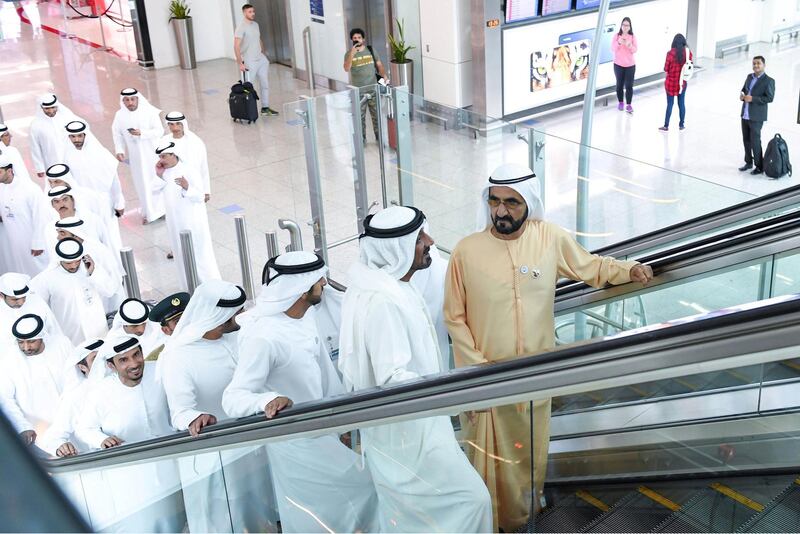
[42,295,800,533]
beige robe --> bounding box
[444,220,637,532]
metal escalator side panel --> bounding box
[736,479,800,533]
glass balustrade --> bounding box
[42,293,800,533]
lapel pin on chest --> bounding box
[520,265,529,275]
[531,268,541,279]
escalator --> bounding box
[535,476,800,532]
[529,207,800,532]
[40,292,800,532]
[30,191,800,532]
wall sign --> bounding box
[310,0,324,23]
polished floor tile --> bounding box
[1,8,798,300]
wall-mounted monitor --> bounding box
[503,0,688,116]
[505,0,539,24]
[576,0,626,10]
[541,0,573,16]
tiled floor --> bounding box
[1,6,798,303]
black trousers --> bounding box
[741,119,764,169]
[614,64,636,104]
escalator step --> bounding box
[736,479,800,533]
[654,486,762,533]
[529,492,609,533]
[584,488,680,533]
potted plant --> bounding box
[169,0,196,70]
[387,18,414,92]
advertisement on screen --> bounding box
[560,25,616,63]
[503,0,688,116]
[529,40,590,91]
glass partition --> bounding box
[46,295,800,533]
[282,85,755,280]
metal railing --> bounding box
[44,293,800,474]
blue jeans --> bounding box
[664,87,686,128]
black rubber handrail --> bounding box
[546,465,800,489]
[45,292,800,470]
[555,207,800,297]
[590,183,800,257]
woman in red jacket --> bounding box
[659,33,692,131]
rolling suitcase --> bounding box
[229,71,259,124]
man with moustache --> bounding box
[28,94,77,177]
[74,334,186,532]
[0,154,50,275]
[111,88,165,224]
[338,206,493,532]
[30,238,115,345]
[160,280,278,532]
[444,163,653,531]
[0,313,73,447]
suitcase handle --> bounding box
[240,69,250,84]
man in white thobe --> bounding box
[162,111,210,202]
[28,94,77,178]
[338,206,493,533]
[31,238,114,345]
[52,217,124,313]
[223,251,380,533]
[74,335,186,532]
[154,141,220,291]
[108,297,166,358]
[64,120,125,252]
[0,123,33,182]
[0,272,63,347]
[38,338,104,457]
[0,126,31,274]
[411,244,451,371]
[160,280,278,533]
[111,88,165,224]
[0,314,73,448]
[0,154,50,275]
[46,183,112,250]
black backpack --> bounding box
[763,134,792,179]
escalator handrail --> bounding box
[44,293,800,474]
[555,208,800,299]
[584,183,800,259]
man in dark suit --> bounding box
[739,55,775,175]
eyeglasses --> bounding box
[487,197,525,209]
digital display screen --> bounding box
[559,25,616,64]
[541,0,573,16]
[504,0,539,24]
[575,0,625,9]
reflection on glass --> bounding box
[556,260,766,344]
[460,400,543,532]
[771,250,800,297]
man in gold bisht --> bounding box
[444,163,653,531]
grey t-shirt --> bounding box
[346,47,379,88]
[235,20,264,64]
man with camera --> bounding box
[343,28,388,143]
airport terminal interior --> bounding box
[1,0,799,532]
